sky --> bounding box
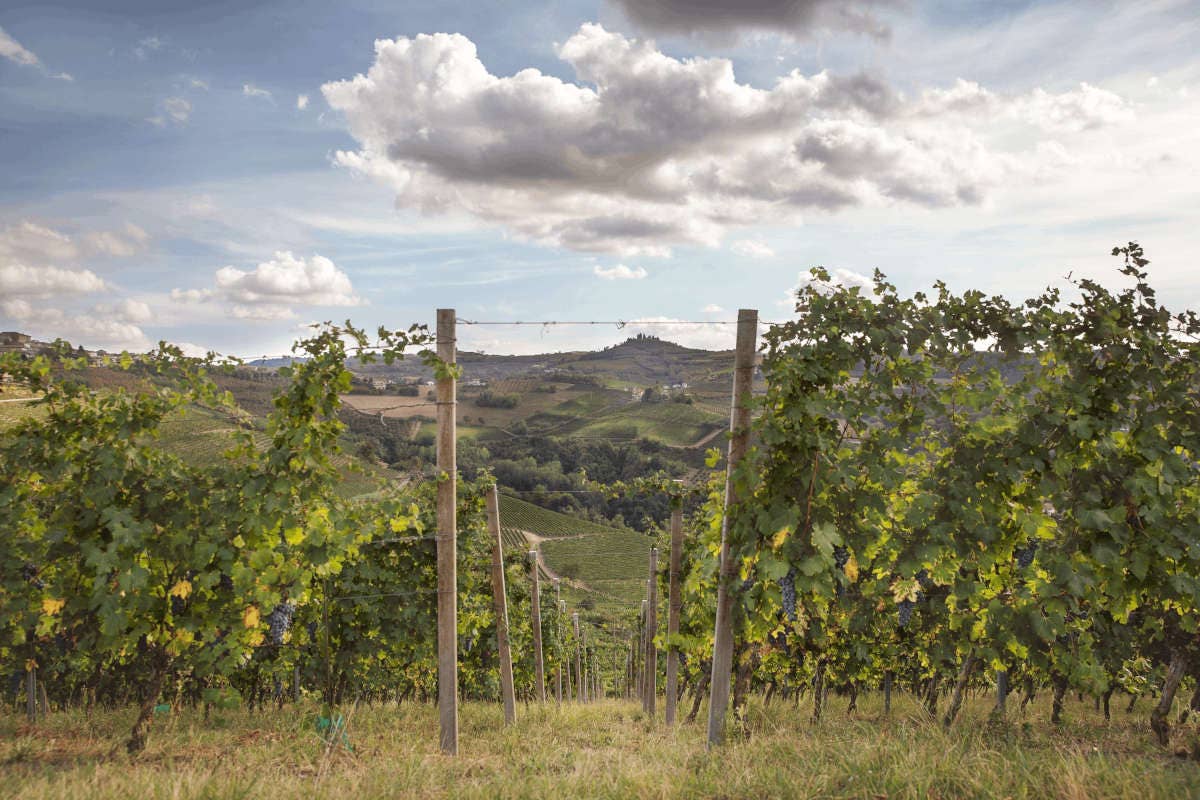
[1,0,1197,357]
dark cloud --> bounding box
[606,0,901,40]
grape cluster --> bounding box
[219,573,234,591]
[171,596,186,616]
[833,546,849,570]
[780,568,797,622]
[897,598,915,628]
[22,563,45,590]
[1015,540,1038,568]
[265,601,295,646]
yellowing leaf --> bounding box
[243,605,260,629]
[169,579,192,599]
[283,526,305,546]
[42,598,65,616]
[771,527,790,551]
[844,553,859,582]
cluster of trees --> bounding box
[474,390,520,409]
[655,244,1200,746]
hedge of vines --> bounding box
[0,323,580,752]
[661,244,1200,745]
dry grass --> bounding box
[3,693,1198,799]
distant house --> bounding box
[0,331,32,353]
[370,377,390,390]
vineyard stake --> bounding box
[707,308,758,747]
[581,626,590,702]
[26,660,37,723]
[560,599,572,700]
[665,504,684,724]
[554,580,563,705]
[435,307,458,755]
[529,550,547,702]
[572,612,583,702]
[644,547,658,718]
[486,485,517,724]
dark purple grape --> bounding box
[265,601,295,646]
[22,563,45,590]
[171,595,186,616]
[1016,540,1037,568]
[898,599,915,628]
[219,574,234,591]
[833,546,849,570]
[779,568,797,622]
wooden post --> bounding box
[665,502,684,725]
[529,550,546,703]
[486,486,517,724]
[572,613,584,702]
[554,582,563,705]
[638,599,647,702]
[435,308,458,755]
[707,308,758,747]
[560,600,571,701]
[576,623,585,700]
[644,547,659,718]
[26,662,37,723]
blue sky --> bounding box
[1,0,1197,356]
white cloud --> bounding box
[173,251,363,320]
[134,35,164,61]
[296,93,309,110]
[731,240,775,258]
[786,267,877,308]
[243,83,272,100]
[594,263,648,280]
[83,223,150,257]
[93,298,153,324]
[623,317,740,350]
[702,303,724,313]
[0,25,72,81]
[0,301,150,352]
[323,24,1130,257]
[0,221,79,264]
[189,77,210,91]
[0,25,41,67]
[163,96,192,124]
[0,221,120,297]
[607,0,898,41]
[0,263,107,296]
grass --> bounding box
[498,495,630,540]
[3,693,1198,799]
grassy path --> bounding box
[4,694,1199,798]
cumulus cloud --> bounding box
[0,220,151,298]
[607,0,899,41]
[702,303,724,313]
[594,263,648,280]
[0,300,151,351]
[731,240,775,258]
[297,93,309,110]
[323,24,1129,257]
[786,267,877,308]
[172,251,363,320]
[0,263,107,296]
